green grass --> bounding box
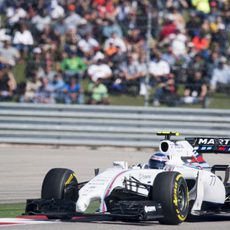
[109,92,230,109]
[0,203,25,218]
[13,63,26,83]
[208,93,230,109]
[110,94,145,106]
[0,201,99,218]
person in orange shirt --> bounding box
[192,33,210,51]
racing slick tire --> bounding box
[41,168,79,202]
[41,168,79,219]
[151,172,189,225]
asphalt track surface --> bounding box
[0,145,229,230]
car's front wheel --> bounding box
[41,168,79,201]
[150,171,189,225]
[41,168,79,219]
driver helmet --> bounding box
[148,152,168,169]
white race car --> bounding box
[25,132,230,225]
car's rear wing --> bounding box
[185,137,230,154]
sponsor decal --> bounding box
[196,138,230,146]
[198,138,215,145]
[144,206,156,213]
[65,173,77,186]
[173,174,188,222]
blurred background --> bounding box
[0,0,229,108]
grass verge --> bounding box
[0,201,99,218]
[0,203,25,218]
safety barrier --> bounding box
[0,103,229,147]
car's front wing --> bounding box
[24,199,163,221]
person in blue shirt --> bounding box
[63,77,84,104]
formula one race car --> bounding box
[25,132,230,225]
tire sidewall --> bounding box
[172,173,189,222]
[151,171,189,224]
[41,168,78,202]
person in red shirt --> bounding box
[160,16,177,41]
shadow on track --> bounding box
[187,214,230,223]
[63,215,159,226]
[62,213,230,226]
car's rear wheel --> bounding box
[41,168,79,219]
[150,172,189,225]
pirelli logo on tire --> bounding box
[65,173,77,186]
[173,174,189,221]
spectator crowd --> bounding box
[0,0,229,106]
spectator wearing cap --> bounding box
[210,57,230,92]
[64,4,87,30]
[25,47,44,79]
[0,36,20,66]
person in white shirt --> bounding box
[149,51,170,81]
[50,0,65,20]
[210,57,230,92]
[13,23,34,56]
[6,4,27,26]
[170,32,187,57]
[0,37,20,66]
[88,52,112,82]
[31,9,51,32]
[78,33,100,56]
